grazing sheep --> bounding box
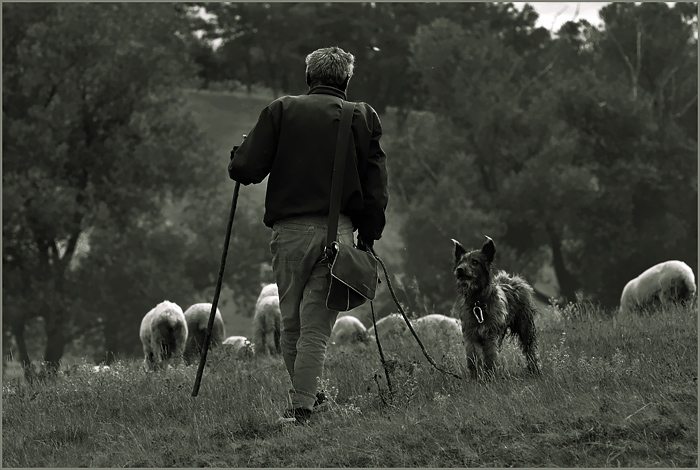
[256,283,279,307]
[412,314,463,356]
[413,314,462,343]
[253,295,281,355]
[330,315,368,345]
[139,300,188,371]
[223,335,255,358]
[620,260,697,314]
[183,303,226,364]
[367,313,410,341]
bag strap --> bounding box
[326,101,355,250]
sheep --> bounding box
[413,314,462,343]
[182,303,227,364]
[223,335,255,358]
[330,315,368,345]
[256,283,279,307]
[139,300,188,371]
[620,260,697,314]
[252,295,281,355]
[411,314,463,356]
[366,313,410,341]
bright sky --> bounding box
[201,3,680,46]
[521,2,678,32]
[516,2,610,31]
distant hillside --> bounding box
[180,88,408,330]
[182,86,407,265]
[183,89,274,162]
[180,90,556,326]
[178,88,564,320]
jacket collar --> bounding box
[307,85,347,100]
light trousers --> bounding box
[270,214,354,410]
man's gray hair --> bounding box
[305,46,355,89]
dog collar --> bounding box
[473,301,486,323]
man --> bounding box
[228,46,389,425]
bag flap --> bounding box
[329,242,378,300]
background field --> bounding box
[4,5,697,467]
[6,0,696,399]
[3,302,697,468]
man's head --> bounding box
[305,46,355,91]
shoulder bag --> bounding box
[325,101,379,312]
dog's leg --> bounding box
[525,338,541,375]
[481,337,499,380]
[516,318,540,375]
[463,340,481,380]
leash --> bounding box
[191,180,241,397]
[369,247,464,381]
[370,299,394,401]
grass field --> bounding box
[3,302,697,467]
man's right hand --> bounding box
[230,135,247,161]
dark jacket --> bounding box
[228,85,388,241]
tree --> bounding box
[389,4,697,310]
[2,3,214,373]
[387,16,569,308]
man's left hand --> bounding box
[357,235,374,252]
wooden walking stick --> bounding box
[191,138,245,397]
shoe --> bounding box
[294,407,312,425]
[313,390,329,412]
[278,409,297,424]
[278,407,312,425]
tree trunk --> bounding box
[39,229,81,373]
[545,222,578,303]
[102,323,120,365]
[10,319,35,381]
[43,311,68,373]
[11,320,32,369]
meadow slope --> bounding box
[3,302,697,467]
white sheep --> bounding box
[330,315,368,345]
[256,283,279,307]
[139,300,188,371]
[411,314,463,355]
[223,335,255,357]
[252,295,281,355]
[620,260,697,314]
[366,313,410,341]
[413,314,462,341]
[182,303,227,364]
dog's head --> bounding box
[451,236,496,292]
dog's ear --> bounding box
[481,236,496,263]
[451,239,466,262]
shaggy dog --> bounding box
[182,303,227,364]
[223,335,255,357]
[252,294,282,355]
[452,236,540,379]
[620,260,697,313]
[330,315,368,345]
[139,300,188,371]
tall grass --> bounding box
[3,302,697,467]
